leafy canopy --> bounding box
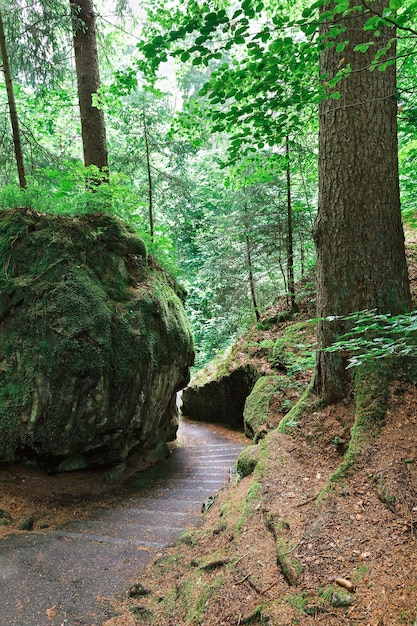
[134,0,413,160]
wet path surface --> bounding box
[0,419,246,626]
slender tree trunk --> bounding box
[313,1,411,404]
[300,234,305,279]
[243,199,260,321]
[286,136,298,313]
[0,9,26,189]
[277,220,288,293]
[70,0,109,180]
[143,114,154,242]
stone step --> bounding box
[52,518,189,547]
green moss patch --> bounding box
[244,375,293,439]
[272,320,316,374]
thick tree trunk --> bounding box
[313,1,411,404]
[70,0,109,179]
[0,9,26,189]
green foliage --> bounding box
[182,146,316,366]
[324,309,417,368]
[137,0,320,161]
[0,165,133,215]
[3,0,415,375]
[0,165,185,275]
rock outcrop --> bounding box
[0,209,194,470]
[181,364,259,428]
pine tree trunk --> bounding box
[70,0,109,179]
[313,1,411,403]
[0,10,26,189]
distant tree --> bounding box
[0,8,26,188]
[285,136,297,313]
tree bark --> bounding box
[244,199,260,321]
[313,1,411,403]
[70,0,109,180]
[143,113,154,242]
[286,136,297,313]
[0,9,26,189]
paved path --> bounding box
[0,419,246,626]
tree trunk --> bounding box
[313,1,411,404]
[70,0,109,180]
[0,9,26,189]
[143,113,154,242]
[286,136,298,313]
[244,199,260,321]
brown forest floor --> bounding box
[2,236,417,625]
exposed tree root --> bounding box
[263,511,304,586]
[319,361,392,497]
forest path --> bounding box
[0,418,246,626]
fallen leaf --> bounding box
[46,606,56,620]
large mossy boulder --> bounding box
[243,375,289,439]
[244,373,309,441]
[181,364,259,428]
[0,209,194,470]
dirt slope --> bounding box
[110,383,417,626]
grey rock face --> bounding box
[181,365,259,428]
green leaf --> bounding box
[363,15,382,30]
[353,42,373,52]
[378,58,396,71]
[152,35,165,47]
[302,22,317,36]
[205,12,218,24]
[333,0,350,14]
[142,43,156,58]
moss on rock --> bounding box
[272,321,316,373]
[0,208,194,469]
[243,375,291,440]
[181,364,259,428]
[236,444,260,477]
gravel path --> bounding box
[0,419,246,626]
